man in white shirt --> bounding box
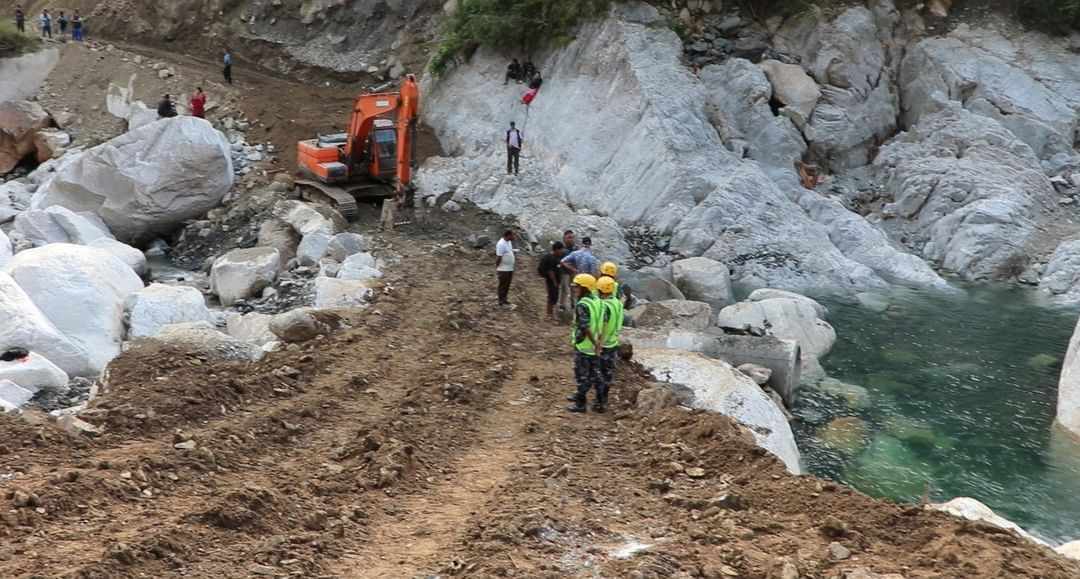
[506,122,523,176]
[495,229,516,306]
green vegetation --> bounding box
[1017,0,1080,32]
[0,20,40,57]
[430,0,613,75]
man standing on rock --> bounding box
[568,273,602,413]
[538,241,566,321]
[495,229,516,308]
[223,49,234,85]
[506,121,522,176]
[190,87,207,119]
[594,275,624,413]
[15,6,26,34]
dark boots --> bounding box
[566,400,587,413]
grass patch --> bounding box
[429,0,614,75]
[0,20,40,57]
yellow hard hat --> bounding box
[572,273,597,291]
[596,276,616,295]
[600,261,618,277]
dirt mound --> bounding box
[0,232,1077,579]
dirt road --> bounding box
[1,221,1078,579]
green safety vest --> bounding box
[600,295,624,348]
[571,295,604,355]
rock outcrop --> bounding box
[31,117,234,243]
[634,347,801,474]
[0,100,54,174]
[419,3,951,296]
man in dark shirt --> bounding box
[538,241,566,321]
[15,6,25,33]
[557,229,577,311]
[505,58,522,85]
[157,94,177,118]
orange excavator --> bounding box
[296,75,420,220]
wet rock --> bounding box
[815,377,871,410]
[818,416,869,455]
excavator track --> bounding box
[295,179,393,221]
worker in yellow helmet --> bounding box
[600,261,628,306]
[594,275,624,413]
[567,273,603,413]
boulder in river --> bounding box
[31,117,234,243]
[1056,314,1080,438]
[717,296,836,380]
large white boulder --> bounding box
[89,238,147,278]
[928,498,1045,546]
[672,257,734,311]
[314,276,374,308]
[31,117,234,243]
[124,284,212,338]
[758,60,820,129]
[1057,315,1080,438]
[717,297,836,379]
[0,379,35,412]
[0,272,92,377]
[747,288,828,319]
[0,229,11,269]
[210,247,281,306]
[634,347,801,474]
[4,244,143,376]
[153,322,265,362]
[0,352,69,394]
[14,206,114,247]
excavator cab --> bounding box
[295,76,419,220]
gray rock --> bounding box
[747,288,828,319]
[672,257,734,311]
[257,218,300,264]
[124,284,212,338]
[625,300,713,332]
[326,232,368,262]
[226,312,276,345]
[737,363,772,386]
[154,322,265,362]
[758,60,820,129]
[210,247,281,307]
[297,232,332,267]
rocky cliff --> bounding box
[418,0,1080,300]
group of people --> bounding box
[14,6,84,41]
[157,87,208,120]
[495,229,629,414]
[504,58,542,89]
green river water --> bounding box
[792,286,1080,545]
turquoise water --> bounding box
[792,286,1080,544]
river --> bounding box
[792,285,1080,544]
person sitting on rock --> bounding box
[505,58,522,85]
[157,94,177,118]
[522,60,536,82]
[528,70,543,90]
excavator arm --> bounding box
[395,74,420,194]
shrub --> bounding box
[430,0,613,75]
[1015,0,1080,32]
[0,20,39,57]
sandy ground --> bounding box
[1,220,1079,578]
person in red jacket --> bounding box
[190,87,207,119]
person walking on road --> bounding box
[560,236,599,278]
[223,49,234,85]
[538,241,567,321]
[39,10,51,38]
[594,275,624,413]
[495,229,516,307]
[567,274,603,413]
[190,87,207,119]
[557,230,577,312]
[71,11,83,41]
[506,121,523,176]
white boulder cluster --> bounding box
[0,112,383,412]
